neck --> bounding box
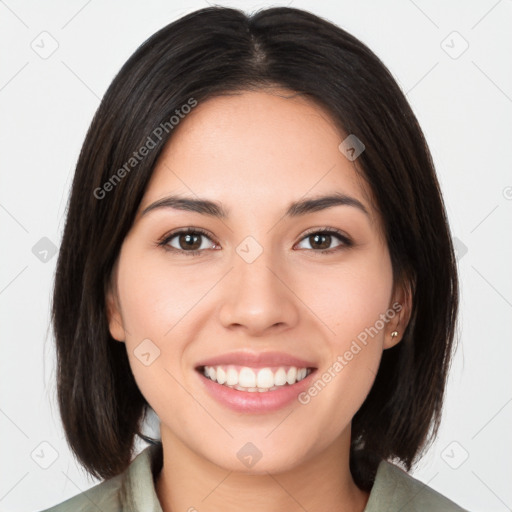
[155,426,369,512]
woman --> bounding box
[42,5,466,511]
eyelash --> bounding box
[157,227,353,256]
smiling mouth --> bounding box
[197,365,315,392]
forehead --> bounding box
[140,89,378,228]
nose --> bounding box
[218,248,300,336]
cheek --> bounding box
[295,250,393,423]
[110,236,396,472]
[117,249,207,340]
[306,247,394,345]
[114,250,191,400]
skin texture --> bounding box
[107,89,411,512]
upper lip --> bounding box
[195,351,317,369]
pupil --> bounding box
[182,233,200,250]
[312,234,330,250]
[178,233,332,251]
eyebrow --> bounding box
[140,191,370,220]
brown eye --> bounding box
[296,229,352,253]
[176,232,203,251]
[309,233,332,250]
[159,228,218,255]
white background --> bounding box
[1,1,511,511]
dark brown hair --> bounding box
[52,5,459,489]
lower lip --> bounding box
[197,369,316,413]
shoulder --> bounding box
[36,473,124,512]
[365,460,469,511]
[36,443,163,512]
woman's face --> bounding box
[107,89,405,473]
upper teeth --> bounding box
[203,365,311,391]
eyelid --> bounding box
[295,226,353,251]
[157,227,219,252]
[157,226,353,254]
[299,226,351,241]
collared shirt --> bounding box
[38,443,468,511]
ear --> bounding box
[383,276,414,350]
[105,273,126,342]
